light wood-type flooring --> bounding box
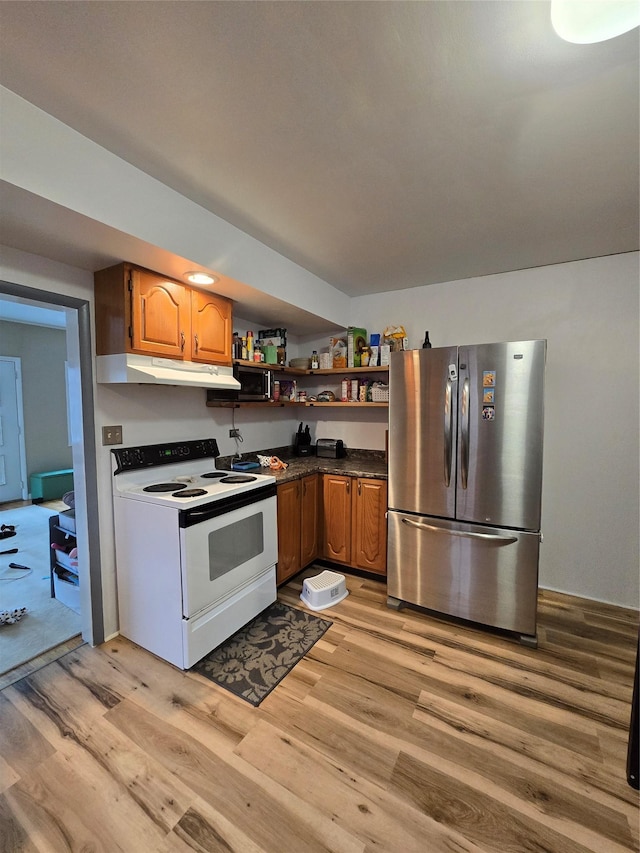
[1,570,638,852]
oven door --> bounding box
[179,488,277,618]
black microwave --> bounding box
[207,364,272,402]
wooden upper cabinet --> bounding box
[132,268,189,358]
[352,478,387,575]
[94,262,232,365]
[190,290,232,364]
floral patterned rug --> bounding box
[190,601,332,706]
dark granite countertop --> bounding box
[216,446,387,484]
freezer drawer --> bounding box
[387,511,539,638]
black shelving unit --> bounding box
[49,512,80,613]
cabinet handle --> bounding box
[194,333,199,354]
[180,331,186,352]
[357,479,361,495]
[346,480,350,494]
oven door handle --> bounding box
[179,483,277,527]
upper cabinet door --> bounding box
[131,269,189,358]
[190,291,232,365]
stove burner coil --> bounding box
[220,475,257,484]
[200,471,227,479]
[144,482,188,493]
[172,488,208,498]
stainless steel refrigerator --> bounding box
[387,340,545,645]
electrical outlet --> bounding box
[102,425,123,445]
[229,429,241,438]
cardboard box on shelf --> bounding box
[330,336,347,369]
[347,327,367,367]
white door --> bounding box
[0,357,27,502]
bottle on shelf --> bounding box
[247,331,254,361]
[422,331,432,349]
[311,350,319,369]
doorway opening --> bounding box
[0,281,103,684]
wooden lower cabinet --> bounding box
[322,474,387,575]
[300,474,321,568]
[352,477,388,574]
[322,474,353,564]
[276,474,319,585]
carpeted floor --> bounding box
[190,600,332,705]
[0,504,81,675]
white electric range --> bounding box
[111,438,277,669]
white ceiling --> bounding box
[0,1,638,302]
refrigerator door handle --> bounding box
[460,376,470,489]
[444,378,453,486]
[401,518,517,544]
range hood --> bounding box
[96,353,241,390]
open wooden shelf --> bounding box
[306,401,388,408]
[210,360,390,408]
[233,360,307,375]
[307,366,388,375]
[206,400,387,409]
[232,360,388,376]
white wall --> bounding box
[0,320,72,477]
[349,252,640,609]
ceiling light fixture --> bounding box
[551,0,640,43]
[185,271,218,286]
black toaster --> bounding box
[316,438,346,459]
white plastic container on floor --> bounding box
[300,570,348,611]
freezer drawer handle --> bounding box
[401,518,517,544]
